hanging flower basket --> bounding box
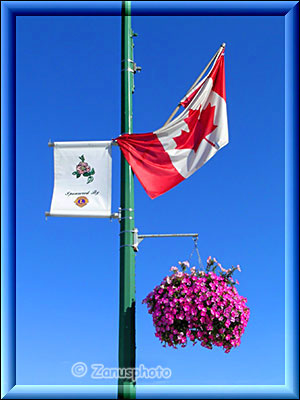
[142,257,250,353]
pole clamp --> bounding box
[121,59,142,74]
[119,229,136,236]
[121,67,135,73]
[120,244,135,250]
[118,207,134,223]
[119,216,133,221]
[121,58,134,63]
[119,228,139,252]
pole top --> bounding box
[221,42,226,48]
[122,0,131,16]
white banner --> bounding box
[48,141,112,218]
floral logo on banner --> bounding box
[72,155,95,184]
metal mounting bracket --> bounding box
[132,228,198,252]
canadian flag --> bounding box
[116,47,228,199]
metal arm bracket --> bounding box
[132,228,198,252]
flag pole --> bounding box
[163,43,226,127]
[118,1,136,399]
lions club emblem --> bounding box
[74,196,89,208]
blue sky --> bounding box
[16,6,285,393]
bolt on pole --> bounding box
[118,1,136,399]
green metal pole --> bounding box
[118,1,136,399]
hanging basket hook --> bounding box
[189,236,204,270]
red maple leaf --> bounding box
[174,103,218,152]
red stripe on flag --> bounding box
[210,51,226,101]
[116,133,184,199]
[181,50,226,108]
